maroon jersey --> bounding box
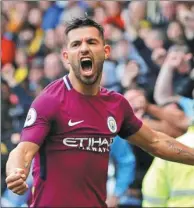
[21,75,142,207]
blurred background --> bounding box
[1,1,194,207]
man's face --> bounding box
[167,22,184,42]
[63,27,110,85]
[145,30,163,50]
[160,1,175,20]
[124,90,147,118]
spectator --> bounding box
[154,44,194,105]
[151,47,167,67]
[44,29,58,53]
[1,13,16,65]
[93,5,107,25]
[166,20,187,46]
[2,66,31,132]
[127,1,147,27]
[44,52,64,82]
[117,60,140,92]
[17,23,36,51]
[101,60,121,93]
[159,1,176,22]
[124,19,166,100]
[112,38,149,85]
[124,89,189,137]
[14,48,29,84]
[55,24,66,48]
[177,9,194,55]
[103,1,125,30]
[59,1,85,23]
[142,126,194,207]
[6,2,29,33]
[40,1,63,31]
[123,88,190,207]
[28,58,45,95]
[151,1,176,28]
[27,7,44,57]
[106,136,136,208]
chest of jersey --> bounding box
[56,91,122,135]
[49,90,123,153]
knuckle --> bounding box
[17,188,27,195]
[7,183,15,189]
[5,176,11,183]
[18,178,24,184]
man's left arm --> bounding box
[127,123,194,165]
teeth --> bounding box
[81,58,91,61]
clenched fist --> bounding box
[6,168,28,195]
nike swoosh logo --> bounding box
[68,120,84,127]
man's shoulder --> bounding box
[42,78,65,95]
[100,87,124,101]
[32,78,67,107]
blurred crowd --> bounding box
[1,1,194,207]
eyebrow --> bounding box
[70,38,100,46]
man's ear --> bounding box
[104,45,111,59]
[62,51,69,63]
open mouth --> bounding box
[80,58,93,75]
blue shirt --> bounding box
[110,136,136,197]
[178,97,194,119]
[41,3,63,31]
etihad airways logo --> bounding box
[63,137,114,153]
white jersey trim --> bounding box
[63,75,71,91]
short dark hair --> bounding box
[65,17,105,42]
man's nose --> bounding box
[80,42,89,54]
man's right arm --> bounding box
[6,142,39,195]
[5,83,58,195]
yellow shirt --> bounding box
[142,128,194,207]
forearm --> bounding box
[146,104,167,120]
[147,104,189,129]
[143,118,183,137]
[151,131,194,165]
[143,118,164,131]
[6,144,34,177]
[154,65,174,105]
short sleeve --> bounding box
[20,93,58,146]
[118,97,142,139]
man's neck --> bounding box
[68,72,100,96]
